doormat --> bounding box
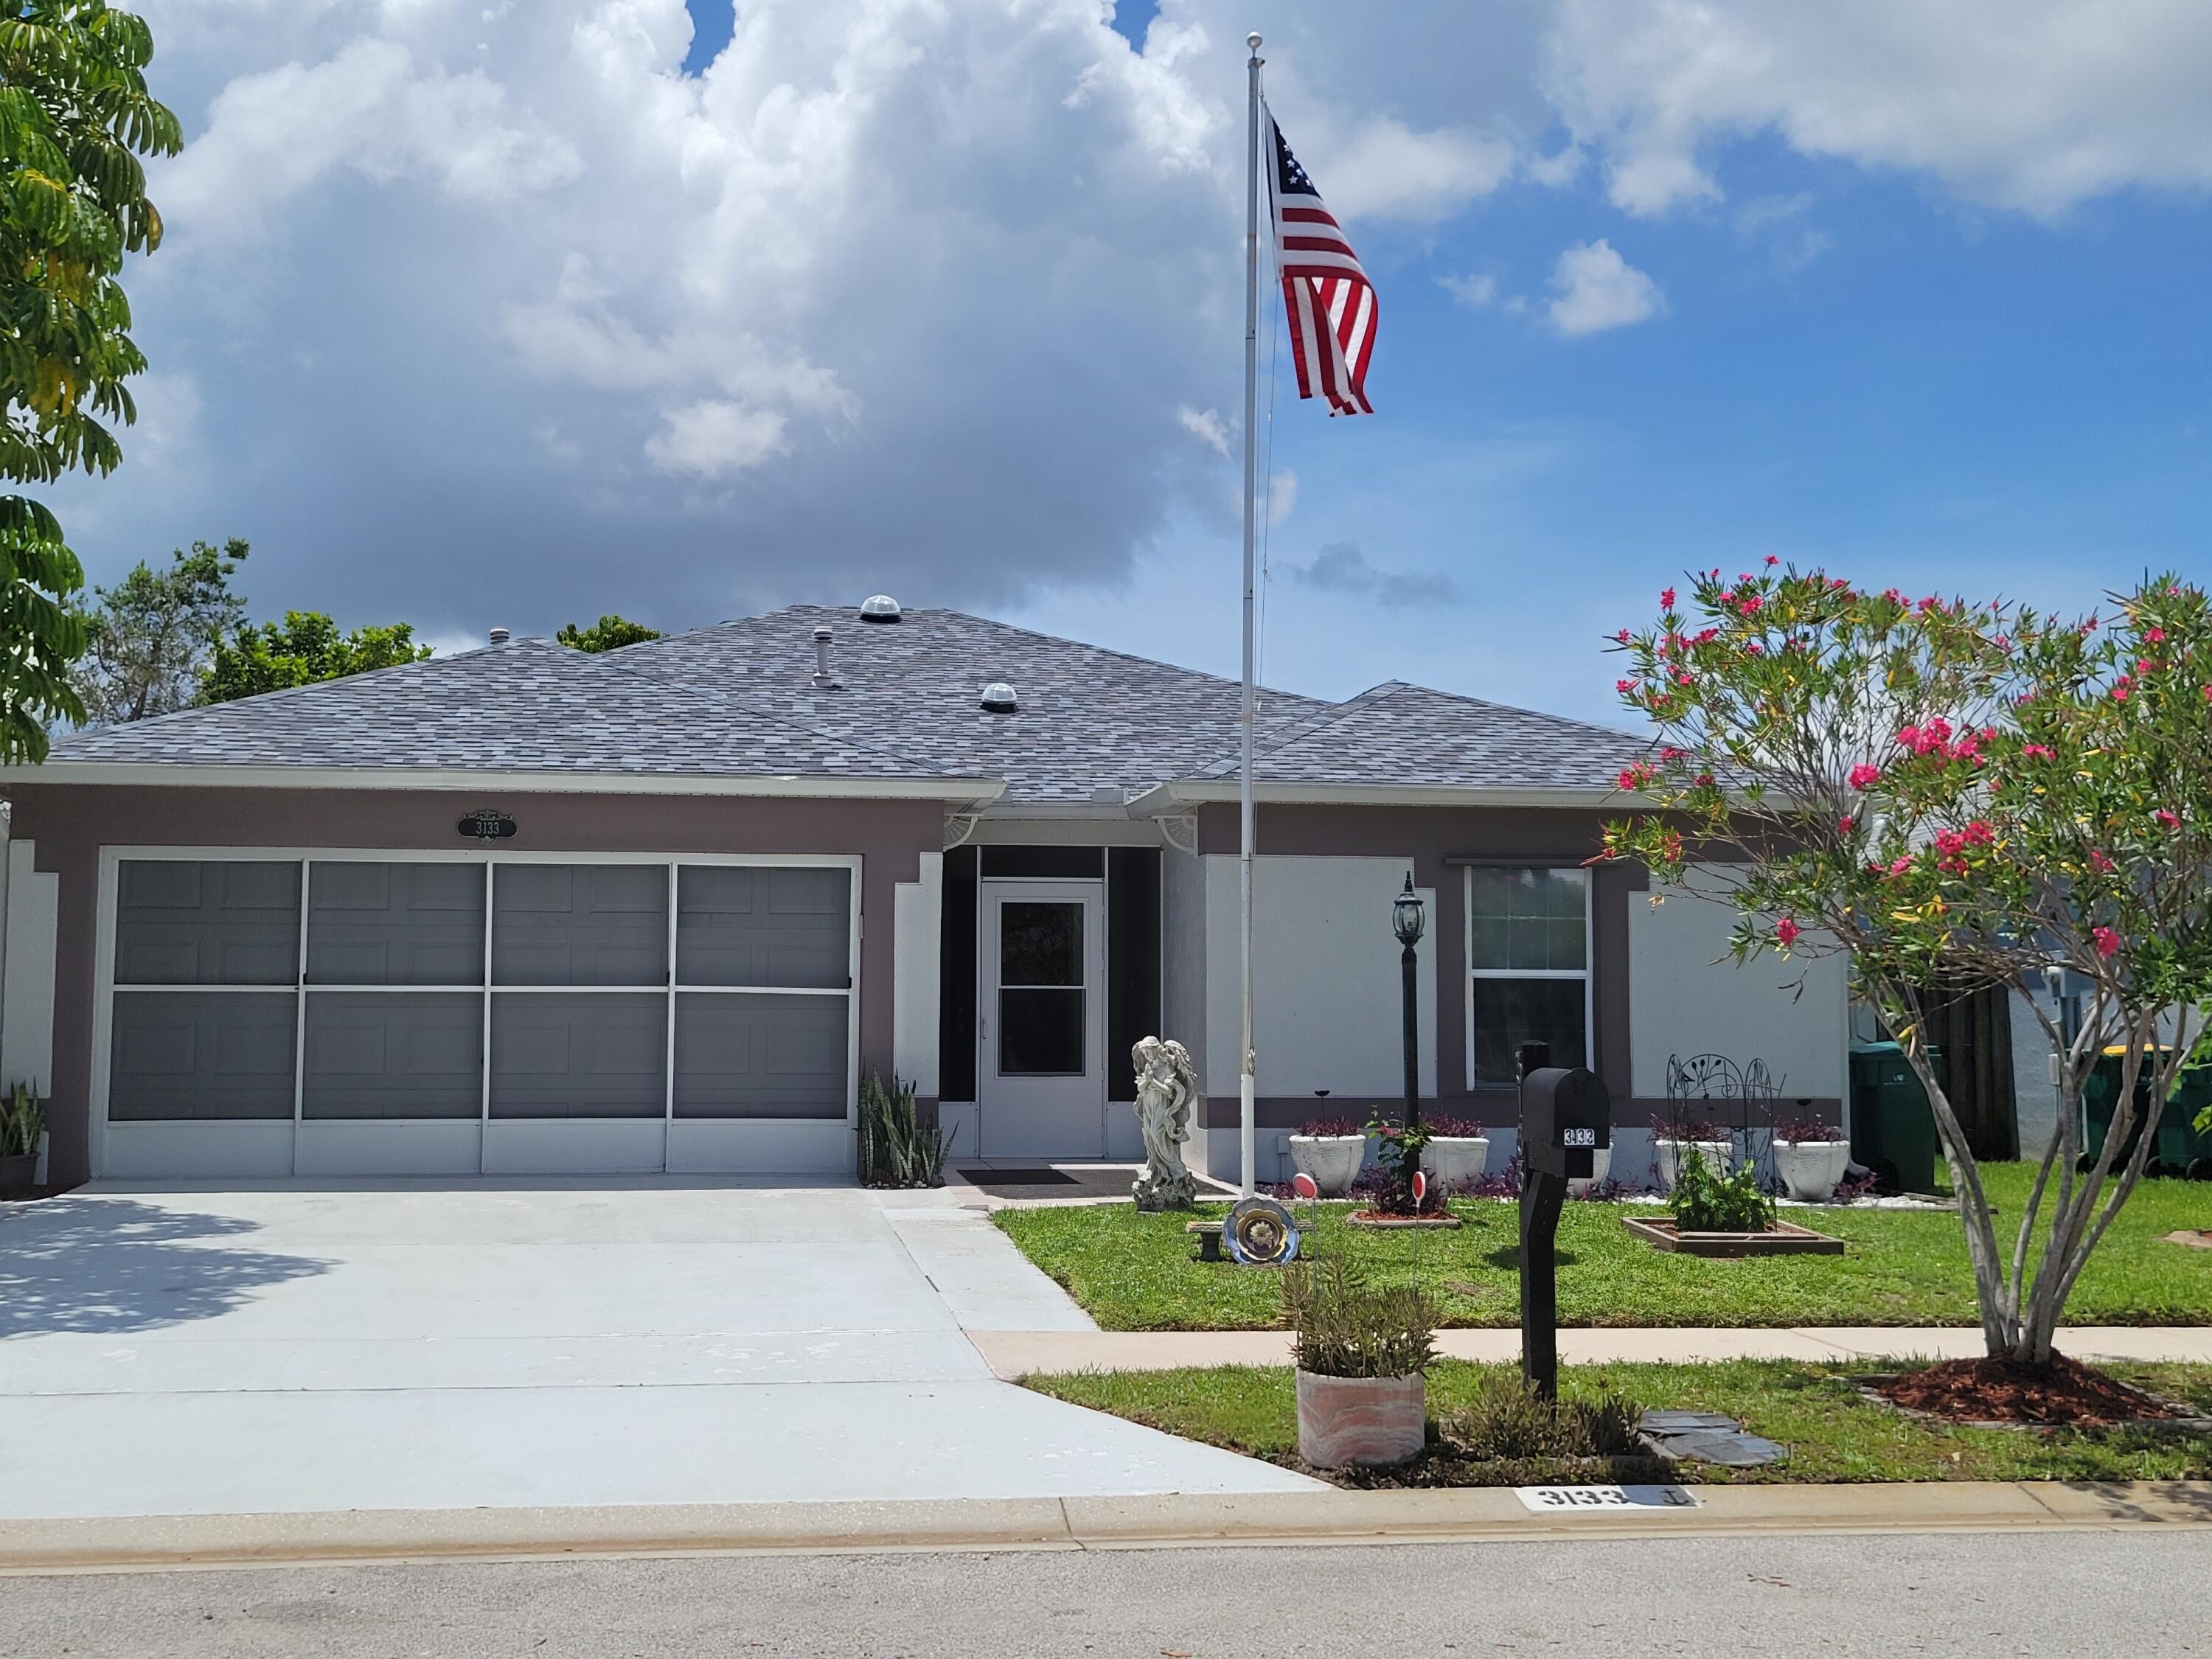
[957,1166,1078,1186]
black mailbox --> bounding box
[1520,1067,1611,1180]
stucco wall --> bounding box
[1628,870,1848,1106]
[5,783,945,1186]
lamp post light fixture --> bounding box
[1393,873,1425,1198]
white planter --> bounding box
[1295,1369,1427,1468]
[1653,1138,1735,1193]
[1287,1135,1366,1197]
[1567,1147,1613,1197]
[1773,1139,1852,1203]
[1425,1136,1489,1189]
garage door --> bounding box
[96,853,858,1178]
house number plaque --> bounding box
[458,809,518,842]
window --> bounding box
[105,855,856,1138]
[1466,866,1589,1086]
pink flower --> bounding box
[2147,627,2167,643]
[1660,587,1677,609]
[1764,554,1780,566]
[2155,809,2181,830]
[1776,917,1801,947]
[1888,856,1914,877]
[2022,743,2056,761]
[1745,641,1764,656]
[1837,815,1856,834]
[1737,594,1764,616]
[1616,678,1637,695]
[1882,588,1906,605]
[1848,764,1882,789]
[1660,745,1684,761]
[2088,849,2115,874]
[2093,926,2121,960]
[1615,628,1632,644]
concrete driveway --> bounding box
[0,1182,1313,1519]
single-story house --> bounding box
[0,598,1847,1187]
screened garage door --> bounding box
[97,854,858,1178]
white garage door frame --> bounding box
[90,846,863,1180]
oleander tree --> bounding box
[1602,564,2212,1366]
[0,2,181,757]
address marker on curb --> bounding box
[1514,1484,1700,1514]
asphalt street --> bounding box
[2,1529,2207,1658]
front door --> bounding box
[978,880,1105,1158]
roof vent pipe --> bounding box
[812,626,838,689]
[488,627,510,645]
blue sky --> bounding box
[67,1,2212,728]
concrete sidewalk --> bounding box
[973,1325,2212,1377]
[3,1481,2208,1573]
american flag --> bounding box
[1266,105,1376,417]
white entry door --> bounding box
[978,880,1105,1158]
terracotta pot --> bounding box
[1653,1138,1736,1193]
[1295,1368,1426,1468]
[1773,1139,1851,1203]
[1287,1135,1366,1197]
[1425,1136,1490,1189]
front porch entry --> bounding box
[975,878,1106,1158]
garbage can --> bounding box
[2080,1049,2212,1180]
[1849,1042,1944,1194]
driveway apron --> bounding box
[0,1181,1314,1518]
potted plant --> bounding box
[1772,1116,1851,1202]
[1650,1113,1734,1192]
[1282,1252,1437,1468]
[1422,1112,1489,1189]
[0,1083,44,1194]
[1287,1116,1367,1196]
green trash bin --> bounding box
[1849,1042,1944,1195]
[2079,1049,2212,1180]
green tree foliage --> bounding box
[74,536,246,723]
[200,611,431,705]
[0,3,181,759]
[1604,566,2212,1363]
[557,613,661,653]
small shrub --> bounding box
[1363,1112,1434,1214]
[1281,1253,1437,1379]
[1774,1116,1846,1143]
[1425,1113,1485,1138]
[0,1083,41,1158]
[857,1072,949,1188]
[1669,1146,1775,1232]
[1439,1373,1644,1461]
[1296,1117,1363,1138]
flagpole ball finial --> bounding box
[1248,31,1262,51]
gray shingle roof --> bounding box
[44,637,953,782]
[35,604,1644,801]
[1196,680,1648,792]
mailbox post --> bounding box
[1516,1041,1611,1400]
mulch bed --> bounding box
[1866,1354,2182,1427]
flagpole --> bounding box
[1238,30,1262,1197]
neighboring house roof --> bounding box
[21,602,1645,805]
[36,636,975,794]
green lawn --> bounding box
[992,1163,2212,1330]
[1026,1359,2212,1484]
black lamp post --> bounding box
[1392,873,1426,1197]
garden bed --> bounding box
[992,1162,2212,1332]
[1624,1217,1846,1256]
[1861,1354,2212,1430]
[1025,1357,2212,1486]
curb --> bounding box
[4,1482,2209,1574]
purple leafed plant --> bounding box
[1773,1116,1846,1143]
[1649,1113,1724,1142]
[1295,1118,1365,1138]
[1425,1113,1486,1138]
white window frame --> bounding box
[91,846,861,1179]
[1463,863,1594,1090]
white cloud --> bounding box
[1178,405,1230,456]
[1436,272,1498,310]
[1542,0,2212,218]
[1315,115,1516,223]
[1267,469,1297,524]
[1545,240,1663,337]
[644,400,790,479]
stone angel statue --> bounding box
[1130,1035,1200,1211]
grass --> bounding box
[992,1162,2212,1331]
[1025,1359,2212,1484]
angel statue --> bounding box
[1130,1036,1200,1211]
